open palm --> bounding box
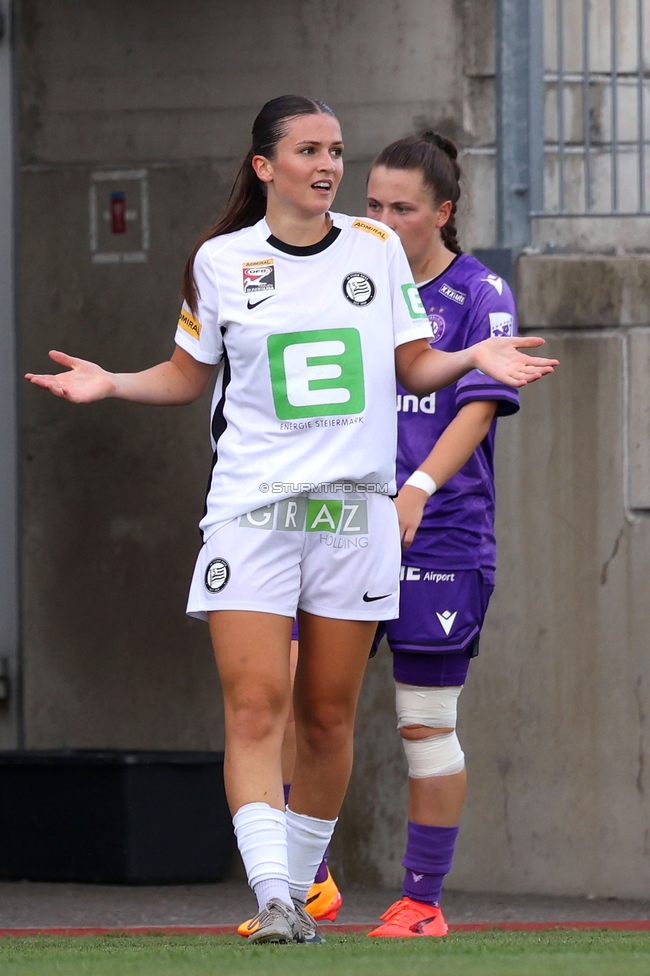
[473,336,558,387]
[25,350,114,403]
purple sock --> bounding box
[314,846,329,884]
[402,822,460,907]
[283,783,291,806]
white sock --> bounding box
[253,878,292,911]
[233,802,293,910]
[286,806,337,903]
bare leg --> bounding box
[209,610,293,814]
[290,612,377,820]
[401,726,467,826]
[280,640,299,785]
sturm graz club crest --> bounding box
[205,558,230,593]
[342,272,376,306]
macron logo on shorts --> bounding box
[436,610,458,636]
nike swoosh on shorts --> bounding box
[363,592,392,602]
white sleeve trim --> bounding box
[394,323,434,348]
[174,331,222,365]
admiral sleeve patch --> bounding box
[351,219,390,242]
[177,307,202,340]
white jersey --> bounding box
[174,212,433,541]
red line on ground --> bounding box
[0,920,649,937]
[0,927,233,937]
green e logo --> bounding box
[267,328,365,420]
[401,284,427,319]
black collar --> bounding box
[266,224,341,256]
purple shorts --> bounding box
[384,568,494,688]
[291,619,299,642]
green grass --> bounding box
[0,931,649,976]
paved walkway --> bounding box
[1,880,649,929]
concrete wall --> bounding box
[457,257,650,898]
[0,0,19,751]
[335,255,650,899]
[17,0,471,223]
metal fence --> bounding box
[497,0,649,250]
[543,0,648,217]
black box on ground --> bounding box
[0,750,233,884]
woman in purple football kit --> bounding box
[365,132,520,938]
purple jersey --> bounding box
[396,254,519,579]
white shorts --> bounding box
[187,492,401,622]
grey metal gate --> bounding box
[497,0,649,251]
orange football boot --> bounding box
[304,867,343,921]
[367,896,448,937]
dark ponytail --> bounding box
[182,95,336,313]
[371,131,462,255]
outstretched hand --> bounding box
[472,336,558,387]
[25,350,115,403]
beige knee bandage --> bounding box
[396,683,465,778]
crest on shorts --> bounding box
[243,259,275,293]
[205,558,230,593]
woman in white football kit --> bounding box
[26,96,557,944]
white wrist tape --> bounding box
[404,470,437,497]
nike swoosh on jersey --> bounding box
[247,296,273,309]
[363,591,393,602]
